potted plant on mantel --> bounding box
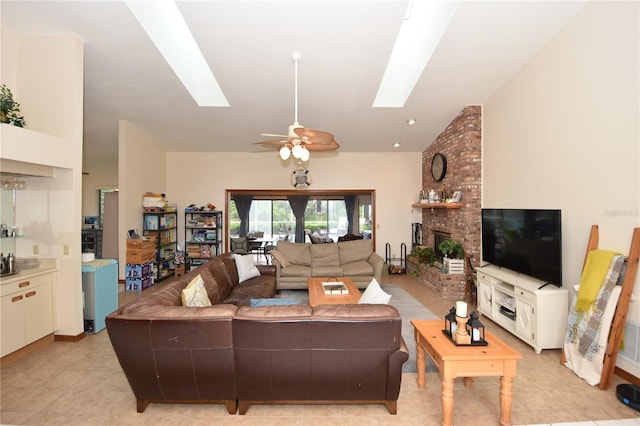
[0,85,26,128]
[439,239,465,274]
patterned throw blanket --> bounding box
[564,252,625,385]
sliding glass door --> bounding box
[226,190,374,246]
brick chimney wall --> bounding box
[409,105,482,300]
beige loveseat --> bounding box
[272,239,384,290]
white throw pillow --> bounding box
[234,254,261,283]
[358,278,392,304]
[181,274,212,307]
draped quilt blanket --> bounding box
[564,252,625,386]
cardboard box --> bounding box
[125,262,153,278]
[174,261,191,278]
[125,277,153,291]
[126,239,156,263]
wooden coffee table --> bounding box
[411,319,522,426]
[307,277,361,307]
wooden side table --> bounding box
[411,319,522,426]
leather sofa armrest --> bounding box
[386,337,410,399]
[368,252,385,282]
[271,259,282,281]
[256,264,276,277]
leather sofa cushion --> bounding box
[341,260,374,277]
[223,274,277,306]
[280,264,311,277]
[218,252,240,285]
[114,303,238,319]
[205,257,234,300]
[311,266,343,277]
[277,241,312,266]
[235,304,313,320]
[118,279,183,314]
[338,239,373,265]
[310,243,340,267]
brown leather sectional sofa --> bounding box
[106,252,409,415]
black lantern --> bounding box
[444,307,458,337]
[466,311,486,344]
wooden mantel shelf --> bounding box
[412,202,462,209]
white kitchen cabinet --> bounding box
[1,269,55,358]
[476,264,568,354]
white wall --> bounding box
[1,30,85,337]
[165,151,422,255]
[484,1,639,373]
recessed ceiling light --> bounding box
[406,119,416,125]
[393,142,401,148]
[373,1,459,108]
[125,0,229,107]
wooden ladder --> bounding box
[561,225,640,389]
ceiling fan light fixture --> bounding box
[279,145,291,160]
[299,146,310,162]
[291,143,304,159]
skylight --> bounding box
[125,0,229,107]
[373,0,459,108]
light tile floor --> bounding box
[1,273,639,425]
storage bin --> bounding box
[125,276,153,291]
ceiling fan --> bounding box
[255,52,340,161]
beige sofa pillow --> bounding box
[270,249,290,267]
[310,243,340,267]
[277,241,312,266]
[338,239,373,265]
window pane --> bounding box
[304,200,327,241]
[248,200,272,238]
[273,200,294,240]
[328,200,347,241]
[229,202,240,235]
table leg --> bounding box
[416,340,426,388]
[441,376,455,426]
[499,376,514,426]
[463,377,473,388]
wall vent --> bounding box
[618,320,640,366]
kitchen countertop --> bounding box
[0,258,57,282]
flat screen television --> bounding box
[481,209,562,287]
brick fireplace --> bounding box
[408,106,482,300]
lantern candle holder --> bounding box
[442,302,488,346]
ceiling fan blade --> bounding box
[260,133,290,138]
[254,139,290,145]
[294,127,335,145]
[305,139,340,151]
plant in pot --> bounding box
[409,246,437,275]
[438,239,465,274]
[0,85,26,128]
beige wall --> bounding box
[117,120,168,278]
[166,151,422,256]
[484,1,639,373]
[81,163,118,217]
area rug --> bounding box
[279,284,438,373]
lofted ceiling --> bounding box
[1,1,585,170]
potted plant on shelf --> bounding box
[0,85,26,128]
[438,239,465,274]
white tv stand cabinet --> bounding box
[477,264,569,354]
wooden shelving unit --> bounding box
[142,209,177,282]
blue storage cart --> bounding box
[82,259,118,333]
